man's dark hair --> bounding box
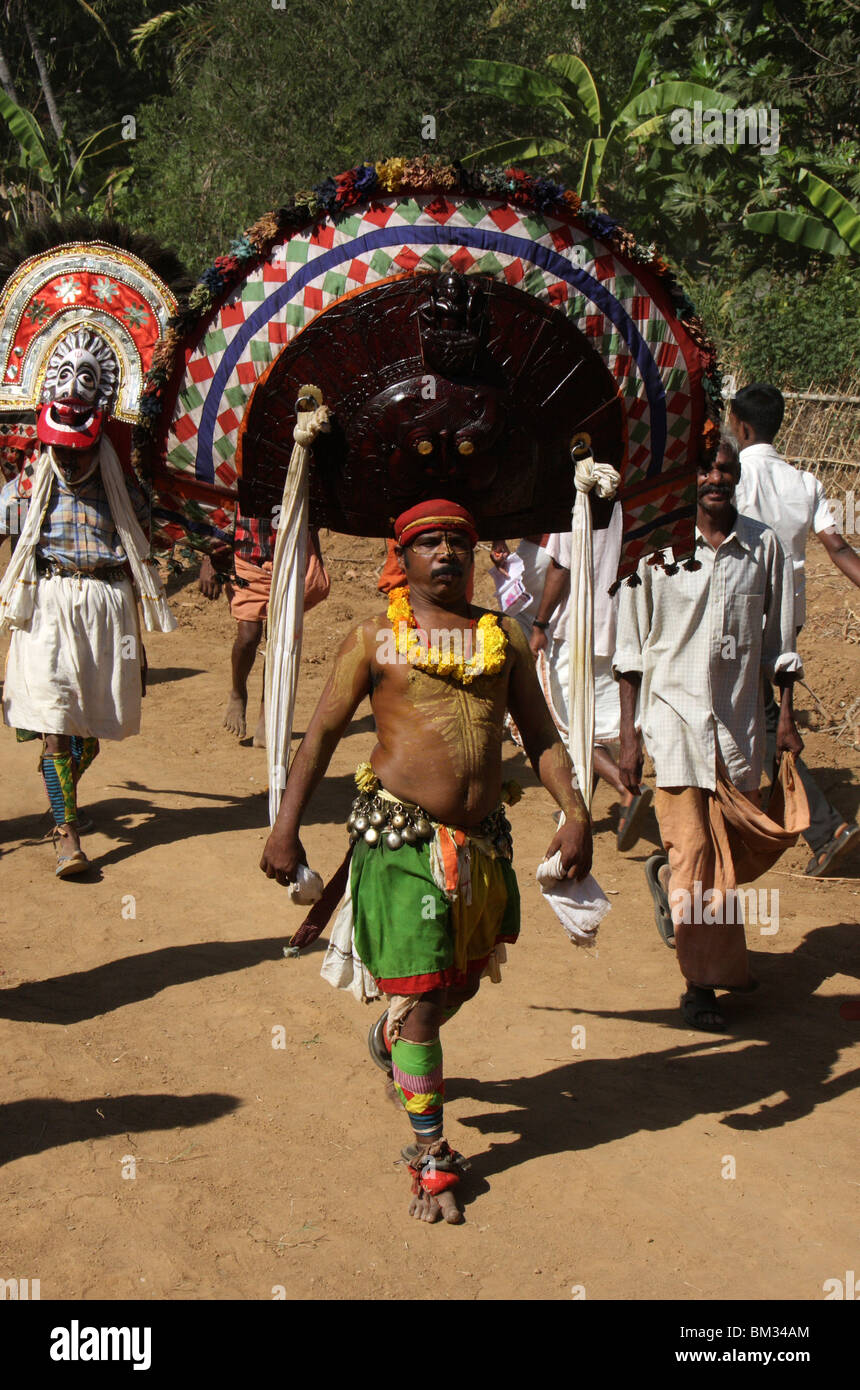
[730,383,785,442]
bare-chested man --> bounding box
[260,499,592,1224]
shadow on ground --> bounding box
[0,1092,240,1167]
[449,921,859,1177]
[0,937,290,1023]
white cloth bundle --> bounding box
[264,390,331,826]
[536,852,611,947]
[0,439,176,635]
[288,863,324,905]
[567,452,620,811]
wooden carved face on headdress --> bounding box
[348,272,505,496]
[236,271,624,538]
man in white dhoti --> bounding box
[527,503,653,849]
[0,329,175,877]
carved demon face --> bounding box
[38,328,119,449]
[43,328,118,409]
[348,375,505,498]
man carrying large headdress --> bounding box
[0,319,175,877]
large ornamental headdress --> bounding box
[134,158,721,580]
[132,158,722,818]
[0,223,186,457]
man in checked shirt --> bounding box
[0,333,174,877]
[614,431,806,1031]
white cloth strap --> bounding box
[265,392,331,825]
[566,452,620,813]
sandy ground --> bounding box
[0,533,857,1303]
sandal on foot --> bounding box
[52,830,89,879]
[367,1008,393,1076]
[645,853,674,947]
[805,823,859,877]
[680,988,728,1033]
[617,788,653,851]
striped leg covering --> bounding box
[70,736,99,781]
[390,1036,444,1144]
[40,752,78,826]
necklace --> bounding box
[386,586,507,685]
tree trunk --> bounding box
[20,3,78,161]
[0,37,20,104]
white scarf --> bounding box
[264,395,331,825]
[0,437,176,634]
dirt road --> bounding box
[1,535,857,1301]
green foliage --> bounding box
[691,262,860,388]
[744,168,860,261]
[126,0,540,265]
[0,92,131,225]
[463,51,735,202]
[0,0,856,388]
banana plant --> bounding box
[0,92,132,225]
[461,48,736,202]
[744,168,860,258]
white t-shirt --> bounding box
[542,502,623,656]
[735,442,836,627]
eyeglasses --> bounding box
[409,531,474,555]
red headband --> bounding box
[394,499,478,547]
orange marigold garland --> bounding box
[386,586,507,684]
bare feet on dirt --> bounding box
[404,1141,467,1224]
[223,691,247,738]
[408,1186,463,1224]
[252,706,266,748]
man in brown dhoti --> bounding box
[614,432,807,1031]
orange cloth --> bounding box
[377,539,407,595]
[227,554,273,623]
[228,541,329,623]
[655,754,808,989]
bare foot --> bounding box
[404,1141,466,1224]
[53,825,89,878]
[223,691,247,739]
[252,706,266,748]
[435,1189,464,1224]
[407,1186,463,1224]
[408,1189,442,1222]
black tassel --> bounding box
[627,571,642,587]
[682,556,702,572]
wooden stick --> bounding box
[782,391,860,405]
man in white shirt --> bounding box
[730,383,860,876]
[615,432,805,1031]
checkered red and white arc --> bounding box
[154,196,704,573]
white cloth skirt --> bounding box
[542,642,621,744]
[3,572,141,739]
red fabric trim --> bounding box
[375,936,518,995]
